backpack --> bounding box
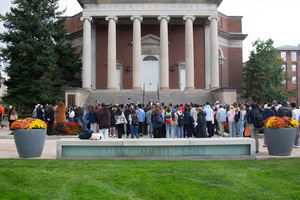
[78,129,93,139]
[132,114,139,125]
[177,113,184,126]
[165,111,172,124]
[253,109,264,128]
[234,111,240,123]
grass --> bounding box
[0,158,299,199]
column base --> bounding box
[107,87,118,92]
[184,87,195,91]
[132,87,142,92]
[159,87,169,91]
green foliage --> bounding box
[243,39,295,103]
[0,159,299,199]
[0,0,81,107]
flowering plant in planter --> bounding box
[53,121,83,135]
[264,116,299,128]
[10,118,47,130]
[223,122,229,133]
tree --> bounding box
[243,39,294,103]
[0,0,81,107]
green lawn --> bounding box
[0,159,299,199]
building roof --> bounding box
[277,45,300,51]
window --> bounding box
[282,79,286,84]
[282,64,286,71]
[292,64,297,72]
[281,52,286,61]
[292,76,297,84]
[291,52,297,61]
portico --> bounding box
[78,0,221,92]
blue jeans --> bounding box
[149,121,153,138]
[239,119,244,137]
[177,125,184,138]
[82,118,88,132]
[130,124,139,138]
[166,122,174,138]
[229,121,236,137]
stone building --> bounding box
[63,0,247,106]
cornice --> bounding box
[218,29,247,40]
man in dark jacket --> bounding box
[262,103,275,120]
[278,100,292,118]
[262,103,275,147]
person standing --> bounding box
[88,105,98,134]
[152,107,164,138]
[197,107,207,138]
[129,109,139,138]
[190,104,198,137]
[9,107,18,126]
[183,107,192,138]
[55,101,67,135]
[227,106,236,137]
[124,105,132,138]
[146,105,154,138]
[175,107,184,138]
[136,104,145,137]
[115,108,125,138]
[45,105,55,136]
[110,105,116,137]
[261,103,275,146]
[164,106,175,138]
[81,107,88,132]
[36,104,44,121]
[247,103,261,154]
[216,104,227,137]
[99,107,111,139]
[8,105,13,129]
[203,102,214,137]
[278,100,292,118]
[238,105,247,137]
[291,102,300,148]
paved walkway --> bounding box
[1,118,299,160]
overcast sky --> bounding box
[1,0,299,62]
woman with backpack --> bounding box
[152,107,164,138]
[175,107,184,138]
[115,108,126,138]
[129,109,139,138]
[98,106,111,139]
[165,106,175,138]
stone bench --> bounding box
[56,138,255,160]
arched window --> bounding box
[143,55,158,61]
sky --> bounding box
[0,0,299,62]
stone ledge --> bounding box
[57,138,255,160]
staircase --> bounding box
[84,90,216,106]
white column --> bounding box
[204,23,211,90]
[183,16,195,91]
[80,16,92,90]
[91,24,96,90]
[209,16,219,88]
[158,16,170,90]
[130,16,143,91]
[105,16,118,91]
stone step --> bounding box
[84,90,215,106]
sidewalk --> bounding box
[1,118,299,160]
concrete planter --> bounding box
[13,129,46,158]
[264,128,296,156]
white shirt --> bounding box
[292,108,300,122]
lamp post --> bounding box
[219,57,225,87]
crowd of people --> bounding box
[1,98,299,155]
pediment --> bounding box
[141,34,160,45]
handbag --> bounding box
[166,119,172,124]
[244,126,250,137]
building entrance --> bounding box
[142,55,159,91]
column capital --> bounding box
[80,16,93,22]
[183,15,195,22]
[158,15,170,22]
[208,15,220,21]
[130,15,143,22]
[105,16,118,22]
